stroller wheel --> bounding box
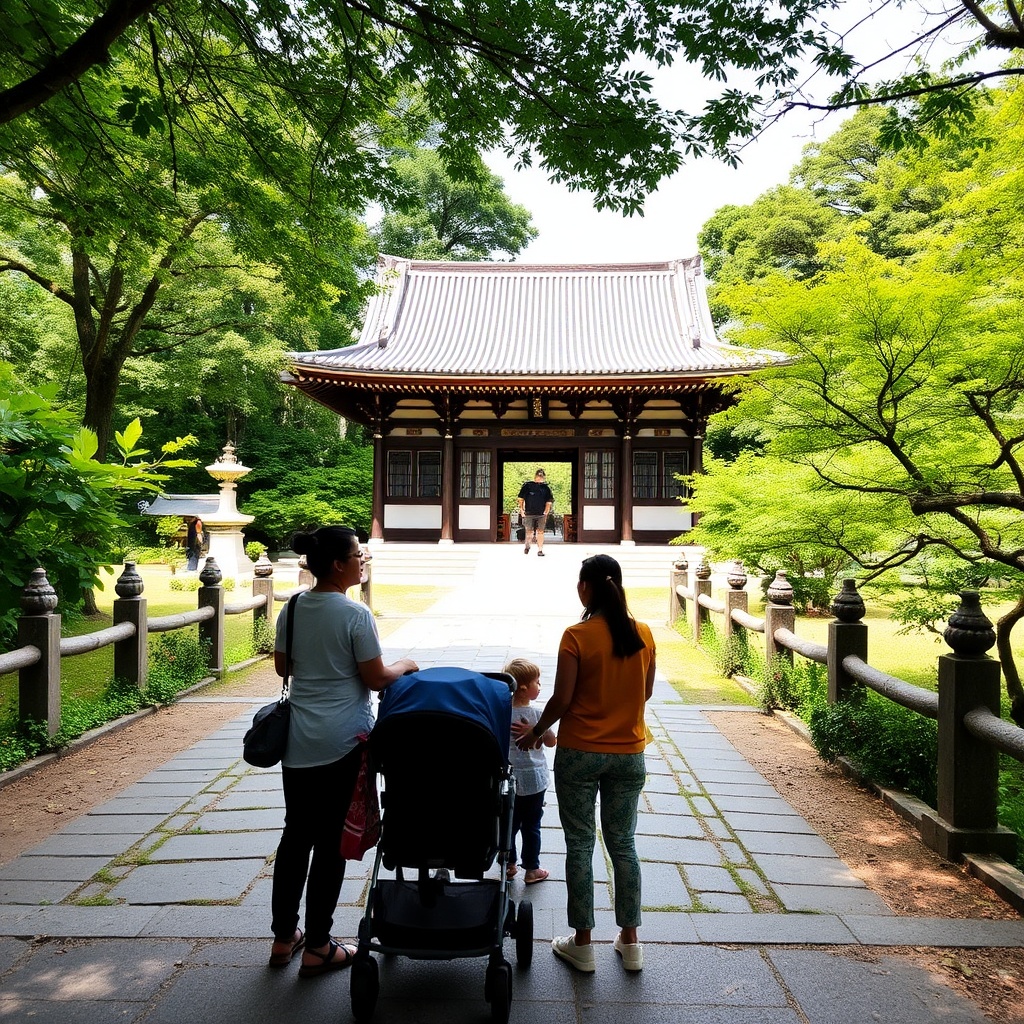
[486,960,512,1024]
[515,899,534,968]
[350,955,379,1022]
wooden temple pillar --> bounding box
[614,398,635,544]
[440,432,454,543]
[370,431,385,541]
[620,431,634,543]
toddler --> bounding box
[505,657,556,884]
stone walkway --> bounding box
[0,544,1021,1022]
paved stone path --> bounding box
[0,544,1021,1022]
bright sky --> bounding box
[485,1,972,264]
[486,108,835,264]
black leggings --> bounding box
[271,747,361,947]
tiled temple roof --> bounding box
[287,256,784,380]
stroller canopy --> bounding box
[377,666,512,762]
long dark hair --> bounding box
[291,526,359,579]
[578,554,644,658]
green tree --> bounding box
[375,149,537,261]
[0,363,196,643]
[0,27,374,460]
[692,230,1024,720]
[5,2,1024,161]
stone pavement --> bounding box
[1,544,1022,1023]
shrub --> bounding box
[145,631,211,704]
[808,692,938,806]
[245,541,267,561]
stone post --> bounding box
[113,562,148,689]
[298,556,315,591]
[827,579,867,704]
[920,592,1017,861]
[198,557,225,677]
[17,568,60,736]
[252,553,274,639]
[668,557,687,626]
[764,570,795,666]
[693,556,712,642]
[724,561,748,643]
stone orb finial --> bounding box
[21,567,58,614]
[726,560,748,590]
[253,552,274,578]
[944,591,996,657]
[199,557,223,587]
[115,561,145,599]
[766,569,794,605]
[695,556,712,581]
[831,578,865,623]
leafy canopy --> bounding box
[693,93,1024,713]
[0,363,197,643]
[4,1,1024,169]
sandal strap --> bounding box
[304,939,355,965]
[305,939,339,963]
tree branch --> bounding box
[0,0,161,124]
[784,68,1024,113]
[0,257,74,304]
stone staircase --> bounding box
[365,541,700,589]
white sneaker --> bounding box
[552,935,596,972]
[614,934,643,971]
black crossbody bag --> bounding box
[242,593,299,768]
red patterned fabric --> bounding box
[340,735,380,860]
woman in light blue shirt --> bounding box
[269,526,417,977]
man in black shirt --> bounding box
[517,469,554,557]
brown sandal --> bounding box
[298,939,357,978]
[268,929,304,968]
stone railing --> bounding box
[668,559,1024,867]
[0,555,373,740]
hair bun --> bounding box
[292,533,319,556]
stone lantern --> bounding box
[201,442,255,579]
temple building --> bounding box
[282,256,784,545]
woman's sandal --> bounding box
[506,864,518,880]
[268,929,304,968]
[298,939,357,978]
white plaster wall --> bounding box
[633,506,693,531]
[384,504,442,529]
[458,504,491,530]
[582,505,615,531]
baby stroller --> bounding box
[350,666,533,1024]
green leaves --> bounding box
[694,91,1024,673]
[0,365,197,642]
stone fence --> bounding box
[0,555,373,740]
[669,558,1024,869]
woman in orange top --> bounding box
[514,554,655,974]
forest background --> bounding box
[4,0,1024,659]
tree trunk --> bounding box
[996,594,1024,727]
[82,353,127,461]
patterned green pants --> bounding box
[554,747,646,930]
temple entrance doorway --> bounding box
[498,453,576,544]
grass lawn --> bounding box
[630,587,756,706]
[788,592,1024,696]
[0,564,282,718]
[0,572,457,718]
